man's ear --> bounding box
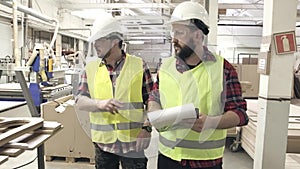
[194,30,204,41]
[111,39,120,48]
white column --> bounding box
[254,0,297,169]
[78,40,85,65]
[78,40,84,52]
[55,34,62,67]
[206,0,218,52]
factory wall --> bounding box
[0,21,13,58]
[1,0,300,67]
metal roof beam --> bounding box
[116,15,169,20]
[60,3,179,10]
[218,3,263,10]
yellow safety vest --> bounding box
[85,54,144,144]
[159,55,226,161]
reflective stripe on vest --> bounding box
[90,102,144,112]
[158,55,226,161]
[86,54,144,144]
[91,121,143,131]
[118,102,144,110]
[159,135,226,149]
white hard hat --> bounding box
[89,15,123,42]
[170,1,209,27]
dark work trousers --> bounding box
[94,144,148,169]
[158,154,222,169]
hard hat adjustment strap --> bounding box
[191,19,209,35]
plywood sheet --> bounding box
[0,155,8,165]
[286,153,300,169]
[0,117,43,147]
[0,148,24,157]
[3,121,62,150]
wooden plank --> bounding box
[0,101,26,113]
[0,155,8,165]
[0,117,43,147]
[0,148,24,157]
[7,133,33,147]
[6,134,51,150]
[286,153,300,169]
[39,121,63,133]
[245,99,259,113]
[250,119,300,130]
[246,99,300,117]
[3,123,63,150]
[290,104,300,117]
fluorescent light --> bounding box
[128,41,145,44]
[71,9,111,19]
[129,36,166,40]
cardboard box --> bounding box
[242,58,258,64]
[233,64,260,98]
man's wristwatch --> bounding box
[142,126,152,133]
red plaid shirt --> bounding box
[77,52,154,154]
[149,47,248,168]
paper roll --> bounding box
[147,103,197,129]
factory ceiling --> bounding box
[55,0,268,43]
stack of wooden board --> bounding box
[286,153,300,169]
[0,117,62,164]
[241,99,300,159]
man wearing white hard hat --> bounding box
[76,14,153,169]
[148,1,248,169]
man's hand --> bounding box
[180,114,206,132]
[95,99,123,114]
[136,128,151,152]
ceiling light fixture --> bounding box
[128,40,145,44]
[129,36,166,40]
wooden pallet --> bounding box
[46,155,95,164]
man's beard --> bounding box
[174,39,195,60]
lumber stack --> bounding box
[0,117,62,164]
[286,153,300,169]
[241,99,300,159]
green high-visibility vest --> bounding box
[86,54,144,144]
[159,55,226,161]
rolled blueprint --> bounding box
[147,103,197,129]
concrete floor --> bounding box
[0,138,253,169]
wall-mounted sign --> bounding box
[257,36,271,75]
[257,51,271,75]
[273,31,297,55]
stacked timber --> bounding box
[241,99,300,159]
[0,117,62,164]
